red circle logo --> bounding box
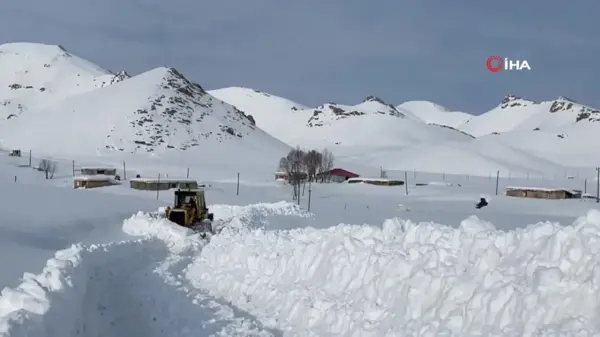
[486,56,503,72]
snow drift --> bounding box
[187,206,600,337]
[5,200,600,336]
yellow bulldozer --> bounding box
[164,189,214,236]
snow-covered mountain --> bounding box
[458,95,600,137]
[4,41,600,177]
[209,86,600,175]
[396,100,473,128]
[208,86,309,143]
[0,43,290,168]
[209,87,473,151]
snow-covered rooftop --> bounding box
[73,174,115,181]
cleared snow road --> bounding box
[0,209,281,337]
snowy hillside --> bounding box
[3,42,600,178]
[459,95,600,137]
[210,91,474,151]
[0,43,290,173]
[0,43,129,119]
[397,100,473,128]
[208,86,310,142]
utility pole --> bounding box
[495,170,500,196]
[157,173,160,200]
[596,167,600,203]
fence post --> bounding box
[186,168,190,178]
[156,173,160,200]
[495,170,500,196]
[596,167,600,203]
[584,178,587,193]
[307,181,312,212]
[123,160,127,180]
[404,171,408,195]
[72,160,75,176]
[14,175,17,182]
[28,150,32,167]
[236,173,240,195]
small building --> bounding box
[505,186,578,199]
[80,167,117,176]
[318,168,359,183]
[129,178,198,191]
[73,175,117,189]
[347,178,404,186]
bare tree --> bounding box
[318,148,334,182]
[39,159,57,179]
[303,150,321,182]
[279,146,306,199]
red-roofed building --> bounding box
[318,168,360,183]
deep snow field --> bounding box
[0,150,600,337]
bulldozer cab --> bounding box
[174,190,206,210]
[166,189,214,232]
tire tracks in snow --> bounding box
[0,217,279,337]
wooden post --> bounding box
[404,171,408,195]
[596,168,599,203]
[72,160,75,176]
[584,178,587,193]
[156,173,160,200]
[307,181,312,212]
[297,180,301,205]
[236,173,240,195]
[495,170,500,196]
[14,175,17,182]
[28,150,32,167]
[123,160,127,180]
[186,168,190,178]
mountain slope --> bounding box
[208,86,310,142]
[459,95,600,137]
[0,65,290,164]
[396,100,473,128]
[211,92,474,150]
[0,42,128,119]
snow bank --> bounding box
[187,209,600,336]
[209,201,312,230]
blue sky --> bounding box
[1,0,598,113]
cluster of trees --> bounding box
[278,146,335,200]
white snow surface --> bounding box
[2,146,600,336]
[396,100,473,128]
[458,95,600,137]
[3,42,600,178]
[7,199,600,336]
[5,40,600,337]
[188,209,600,336]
